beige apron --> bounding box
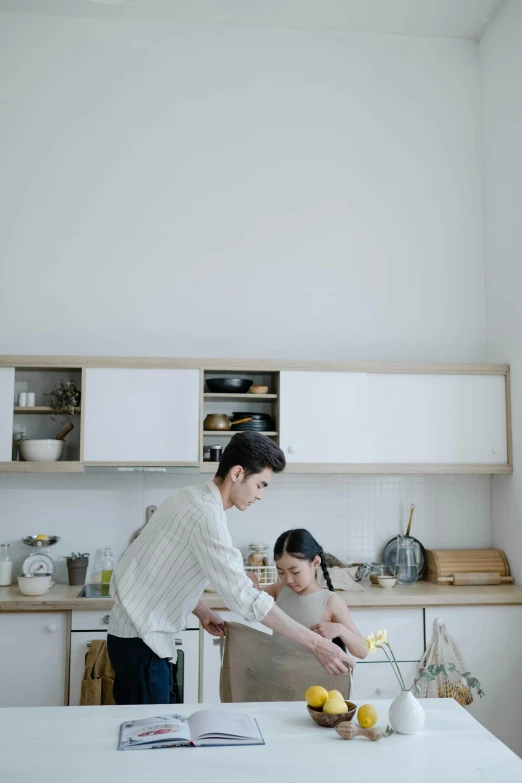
[220,621,352,703]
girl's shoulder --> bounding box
[323,590,350,617]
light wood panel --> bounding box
[0,355,510,374]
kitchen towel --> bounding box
[220,622,352,703]
[80,639,115,706]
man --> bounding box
[107,432,353,704]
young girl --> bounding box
[262,529,368,668]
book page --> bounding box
[189,710,261,741]
[119,714,192,750]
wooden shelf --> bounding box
[200,462,218,472]
[203,431,278,436]
[0,461,84,473]
[203,393,277,400]
[14,407,80,415]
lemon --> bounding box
[357,704,378,728]
[327,690,344,702]
[35,534,49,541]
[305,685,329,709]
[323,698,347,715]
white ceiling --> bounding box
[0,0,506,40]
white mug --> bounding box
[26,392,35,407]
[18,392,27,407]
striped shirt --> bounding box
[108,480,274,659]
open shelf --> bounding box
[14,407,81,415]
[203,431,278,437]
[203,393,277,401]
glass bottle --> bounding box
[101,547,114,585]
[0,544,13,586]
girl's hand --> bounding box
[310,621,342,640]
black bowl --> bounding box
[206,378,253,394]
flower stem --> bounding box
[381,644,407,691]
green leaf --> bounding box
[384,725,395,737]
[445,662,456,673]
[428,664,441,675]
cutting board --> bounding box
[426,548,511,584]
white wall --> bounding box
[0,472,491,583]
[0,12,485,361]
[481,0,522,582]
[0,12,493,570]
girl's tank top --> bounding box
[273,586,332,639]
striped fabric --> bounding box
[108,480,274,660]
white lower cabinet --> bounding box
[424,606,522,757]
[352,662,420,701]
[350,608,425,661]
[0,612,67,707]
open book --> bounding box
[118,709,264,750]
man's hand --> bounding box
[312,637,356,675]
[200,609,225,637]
[310,621,341,640]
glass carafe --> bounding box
[395,535,421,585]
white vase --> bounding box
[388,691,425,735]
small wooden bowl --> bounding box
[249,385,269,394]
[307,701,357,728]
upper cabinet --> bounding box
[279,369,509,472]
[83,368,200,464]
[368,374,507,465]
[279,371,368,463]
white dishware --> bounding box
[388,690,425,734]
[18,392,27,407]
[17,574,53,596]
[378,575,397,588]
[19,440,64,462]
[26,392,35,407]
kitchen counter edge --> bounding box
[2,581,522,612]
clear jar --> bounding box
[0,543,13,586]
[247,542,269,567]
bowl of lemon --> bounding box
[306,686,357,728]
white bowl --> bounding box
[18,575,53,595]
[19,440,64,462]
[378,576,397,589]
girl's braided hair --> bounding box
[273,528,347,653]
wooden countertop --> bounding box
[2,580,522,612]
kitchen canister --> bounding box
[18,392,27,407]
[26,392,35,407]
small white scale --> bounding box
[21,535,60,577]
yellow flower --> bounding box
[375,629,388,647]
[365,633,377,654]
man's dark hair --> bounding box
[215,432,286,480]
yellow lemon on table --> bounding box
[327,690,344,702]
[35,534,49,541]
[323,698,347,715]
[357,704,378,728]
[305,686,329,709]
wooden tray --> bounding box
[426,549,510,583]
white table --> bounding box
[1,700,521,783]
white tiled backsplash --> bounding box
[0,473,492,582]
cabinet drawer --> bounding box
[350,608,424,660]
[352,661,420,701]
[71,610,112,630]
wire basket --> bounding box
[244,565,278,585]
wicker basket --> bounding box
[307,701,357,728]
